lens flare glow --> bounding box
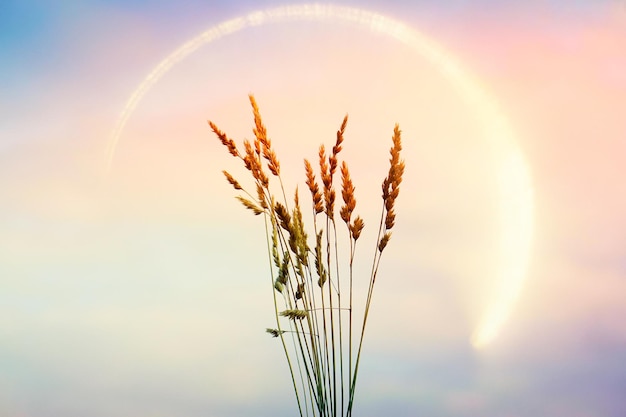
[105,3,534,349]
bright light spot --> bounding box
[472,149,534,348]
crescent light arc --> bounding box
[104,3,534,349]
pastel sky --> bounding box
[1,1,625,416]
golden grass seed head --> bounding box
[208,120,239,158]
[317,145,336,218]
[340,206,351,225]
[384,209,396,230]
[258,169,269,188]
[339,114,348,136]
[254,137,261,157]
[249,95,280,176]
[275,202,292,232]
[329,156,338,179]
[378,231,392,252]
[314,230,327,286]
[235,196,264,215]
[222,171,242,190]
[249,95,269,147]
[331,115,347,159]
[293,186,300,208]
[340,161,356,224]
[351,216,365,241]
[257,183,268,209]
[243,140,255,171]
[381,124,404,230]
[242,138,269,187]
[319,145,330,187]
[304,159,324,214]
[265,148,280,176]
[325,189,335,220]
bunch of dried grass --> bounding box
[210,95,404,417]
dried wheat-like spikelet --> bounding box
[339,161,356,224]
[304,159,324,214]
[329,115,347,178]
[222,170,242,190]
[378,231,392,252]
[379,124,404,251]
[274,280,285,293]
[275,202,292,233]
[385,207,396,230]
[265,148,280,176]
[257,183,268,209]
[266,328,286,338]
[242,139,255,172]
[209,121,239,158]
[254,136,262,157]
[274,253,290,293]
[242,138,269,187]
[315,230,327,287]
[235,196,264,215]
[319,145,335,219]
[249,95,280,176]
[350,216,365,241]
[292,189,309,265]
[280,309,308,320]
[249,95,268,147]
[278,253,290,283]
[319,145,330,190]
[271,214,281,268]
[295,283,305,300]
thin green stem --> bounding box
[264,214,304,417]
[324,216,337,417]
[347,204,387,416]
[347,235,356,417]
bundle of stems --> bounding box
[209,95,404,417]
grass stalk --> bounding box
[210,95,403,417]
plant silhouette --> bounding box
[210,95,404,417]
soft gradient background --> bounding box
[1,1,625,416]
